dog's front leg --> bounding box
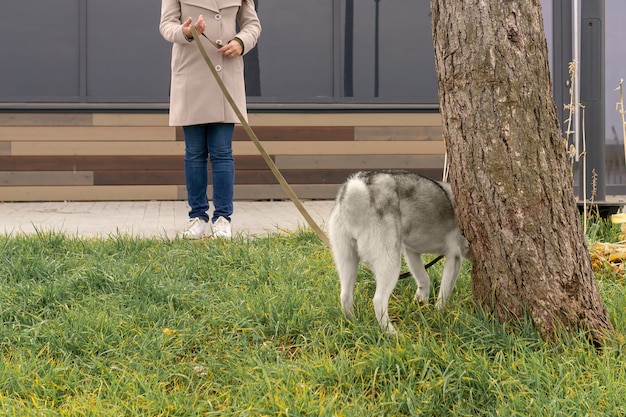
[435,254,462,309]
[403,249,430,304]
[340,279,357,322]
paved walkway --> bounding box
[3,197,624,239]
[0,200,335,239]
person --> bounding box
[159,0,261,239]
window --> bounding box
[248,0,437,104]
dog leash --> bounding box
[191,27,330,247]
[398,255,444,279]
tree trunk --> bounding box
[429,0,613,344]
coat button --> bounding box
[214,14,221,21]
[216,39,223,46]
[215,65,222,72]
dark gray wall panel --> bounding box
[350,0,437,101]
[255,1,335,98]
[0,1,80,100]
[86,0,171,102]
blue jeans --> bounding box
[183,123,234,223]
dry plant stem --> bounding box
[564,61,590,233]
[591,169,598,214]
[564,61,578,162]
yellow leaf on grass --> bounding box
[611,213,626,223]
[608,252,626,263]
[163,328,176,336]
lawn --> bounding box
[0,225,624,416]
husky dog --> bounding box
[328,170,470,334]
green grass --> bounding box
[0,226,624,416]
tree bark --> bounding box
[429,0,613,344]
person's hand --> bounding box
[218,40,243,58]
[182,15,206,39]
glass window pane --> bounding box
[254,0,335,99]
[87,1,171,102]
[348,0,437,102]
[251,0,437,103]
[0,1,80,101]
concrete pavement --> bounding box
[4,197,624,239]
[0,200,335,239]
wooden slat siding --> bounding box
[275,155,445,170]
[0,113,93,126]
[178,184,328,201]
[9,140,443,157]
[92,113,169,126]
[0,111,446,202]
[354,126,443,141]
[0,155,269,171]
[246,112,442,127]
[0,142,9,156]
[233,126,354,141]
[0,112,440,127]
[0,180,433,202]
[0,126,175,142]
[95,169,357,186]
[231,184,340,200]
[232,140,445,155]
[94,169,347,186]
[0,183,338,201]
[11,141,184,156]
[177,126,356,142]
[231,169,354,185]
[95,170,184,186]
[227,168,443,185]
[0,171,93,186]
[90,112,442,129]
[0,185,179,201]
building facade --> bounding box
[0,1,623,201]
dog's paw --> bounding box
[414,288,430,305]
[378,320,397,335]
[384,327,397,337]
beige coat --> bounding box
[160,0,261,126]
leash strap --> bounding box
[398,255,444,279]
[191,27,330,247]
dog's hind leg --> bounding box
[333,238,359,322]
[403,249,430,304]
[371,261,401,335]
[435,253,462,309]
[367,238,402,335]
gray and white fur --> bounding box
[328,170,470,334]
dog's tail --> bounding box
[336,174,371,221]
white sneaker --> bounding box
[181,217,209,240]
[212,216,232,238]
